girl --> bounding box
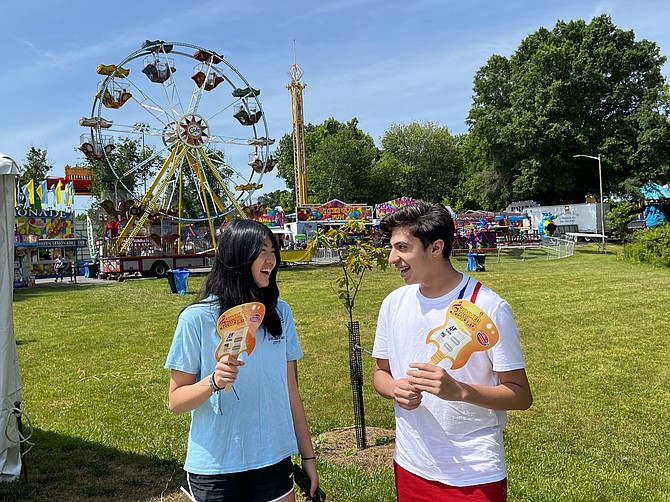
[166,219,319,502]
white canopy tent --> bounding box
[0,153,23,482]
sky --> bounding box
[2,0,670,213]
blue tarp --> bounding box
[641,183,670,200]
[641,183,670,227]
[644,205,667,227]
[493,215,528,223]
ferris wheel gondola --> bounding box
[79,40,276,254]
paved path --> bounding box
[30,267,211,289]
[32,275,116,288]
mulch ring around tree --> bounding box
[315,427,395,470]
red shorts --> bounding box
[394,461,507,502]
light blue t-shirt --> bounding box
[165,297,303,474]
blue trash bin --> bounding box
[466,253,476,272]
[173,268,190,295]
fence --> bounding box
[495,236,575,262]
[310,247,340,264]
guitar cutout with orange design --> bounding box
[426,299,499,370]
[215,302,265,392]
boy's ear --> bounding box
[431,239,444,257]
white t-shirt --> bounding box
[372,273,526,487]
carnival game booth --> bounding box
[247,205,313,263]
[290,199,374,261]
[298,199,373,225]
[297,198,373,239]
[453,211,498,255]
[1,153,23,482]
[374,196,417,221]
[490,214,532,243]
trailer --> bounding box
[96,231,215,280]
[99,252,214,280]
[525,202,610,235]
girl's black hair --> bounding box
[195,218,282,337]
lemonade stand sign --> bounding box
[14,208,74,239]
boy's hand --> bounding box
[406,363,465,402]
[393,378,423,410]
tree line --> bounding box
[18,15,670,215]
[266,15,670,212]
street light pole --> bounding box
[574,153,606,250]
[133,122,150,193]
[596,154,604,236]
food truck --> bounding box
[14,208,87,286]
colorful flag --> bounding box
[40,180,48,204]
[55,180,63,204]
[22,185,30,208]
[65,182,75,206]
[34,183,42,210]
[26,179,35,205]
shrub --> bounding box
[606,200,642,241]
[623,223,670,267]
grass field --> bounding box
[3,244,670,501]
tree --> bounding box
[20,146,52,185]
[378,121,465,204]
[467,14,670,208]
[276,118,379,204]
[307,221,389,449]
[256,189,295,214]
[88,137,162,206]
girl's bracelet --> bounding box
[209,373,223,393]
[301,456,316,461]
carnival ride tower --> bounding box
[287,58,307,207]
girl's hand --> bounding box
[301,459,319,499]
[214,355,245,388]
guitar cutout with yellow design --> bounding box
[426,299,499,369]
[215,302,265,392]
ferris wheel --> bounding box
[79,40,277,253]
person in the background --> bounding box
[373,201,532,502]
[69,260,78,283]
[165,219,320,502]
[54,255,65,283]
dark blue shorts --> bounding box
[180,456,294,502]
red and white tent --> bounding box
[0,153,22,482]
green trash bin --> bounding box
[473,253,487,272]
[166,270,178,294]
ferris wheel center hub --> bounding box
[177,113,210,147]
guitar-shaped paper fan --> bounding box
[426,299,499,370]
[215,302,265,392]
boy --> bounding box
[372,201,532,501]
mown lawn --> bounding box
[3,244,670,501]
